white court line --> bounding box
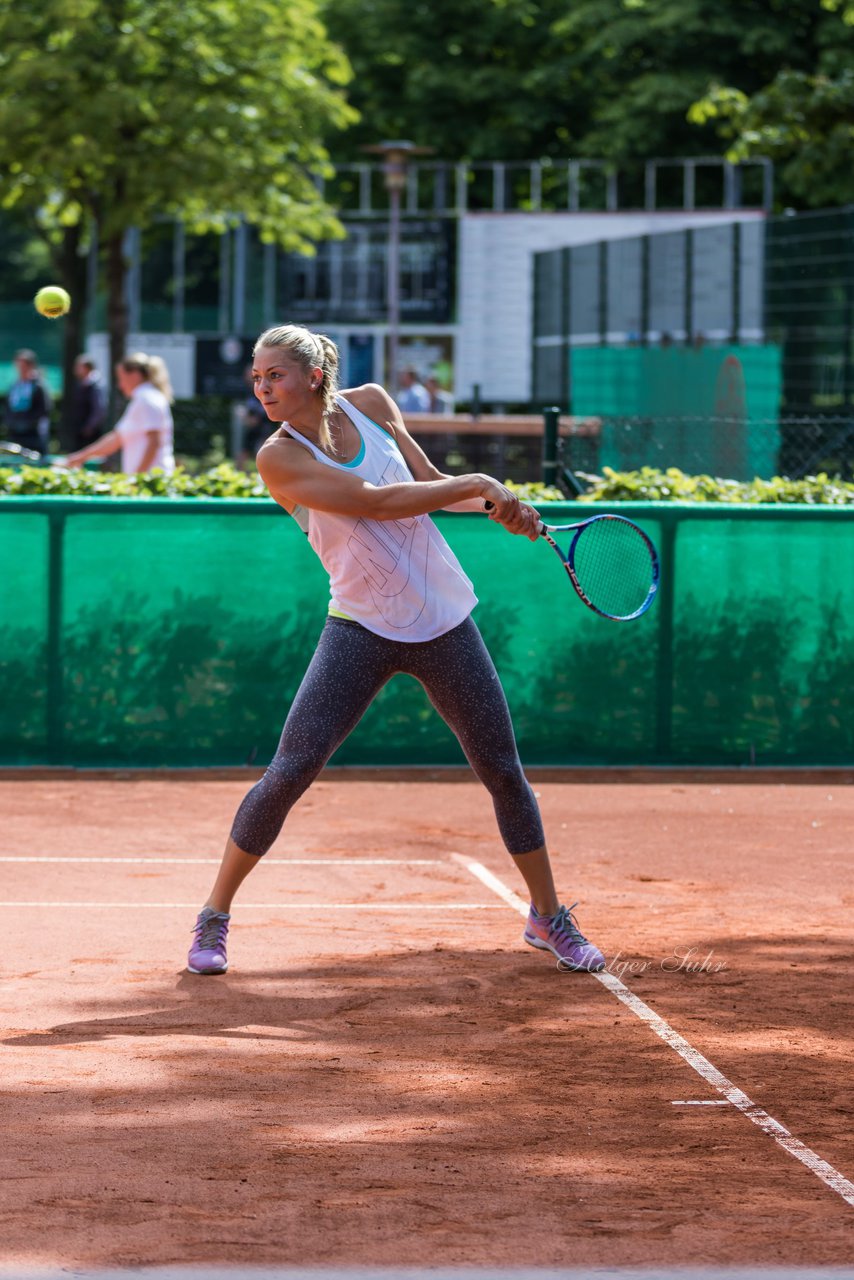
[0,856,441,866]
[672,1100,731,1106]
[449,852,854,1211]
[0,901,506,910]
[451,854,529,913]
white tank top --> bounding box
[282,396,477,642]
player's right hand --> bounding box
[474,477,540,539]
[473,474,517,516]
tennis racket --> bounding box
[486,504,659,621]
[0,441,41,461]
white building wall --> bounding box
[456,209,766,405]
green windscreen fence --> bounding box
[2,498,853,767]
[569,345,784,481]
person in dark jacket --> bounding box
[70,354,107,450]
[5,349,52,454]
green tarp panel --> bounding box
[570,345,784,481]
[1,498,852,767]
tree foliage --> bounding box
[320,0,592,160]
[690,1,854,208]
[321,0,849,188]
[551,0,831,165]
[0,0,356,404]
[0,0,354,245]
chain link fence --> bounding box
[557,413,854,483]
[533,206,854,481]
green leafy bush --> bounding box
[0,467,570,502]
[579,466,854,505]
[0,462,267,498]
[505,480,564,502]
[0,466,568,501]
[1,463,852,504]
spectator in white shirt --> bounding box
[65,352,175,474]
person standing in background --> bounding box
[4,349,52,454]
[425,375,454,415]
[69,354,107,450]
[64,352,175,474]
[236,364,270,468]
[396,367,431,413]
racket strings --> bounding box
[570,519,655,619]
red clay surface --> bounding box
[1,768,853,1271]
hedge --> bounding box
[0,462,852,503]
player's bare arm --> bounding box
[344,383,540,539]
[256,431,515,522]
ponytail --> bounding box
[316,333,340,422]
[145,355,174,404]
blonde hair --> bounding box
[121,352,174,403]
[254,324,340,452]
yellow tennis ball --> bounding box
[34,286,71,319]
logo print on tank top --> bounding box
[347,456,430,627]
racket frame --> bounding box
[0,441,41,460]
[538,513,660,621]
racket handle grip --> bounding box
[483,499,546,536]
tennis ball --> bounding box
[34,286,71,319]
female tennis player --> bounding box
[188,324,605,977]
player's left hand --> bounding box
[492,499,541,540]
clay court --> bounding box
[2,768,853,1274]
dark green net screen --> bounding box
[3,499,853,767]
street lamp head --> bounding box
[362,140,434,192]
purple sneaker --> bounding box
[188,907,230,975]
[524,901,605,972]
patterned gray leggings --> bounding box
[230,615,545,857]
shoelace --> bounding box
[194,913,229,950]
[550,902,588,944]
[552,902,602,974]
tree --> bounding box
[323,0,852,206]
[689,2,854,208]
[0,0,355,436]
[320,0,591,161]
[550,0,847,173]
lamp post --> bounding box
[362,140,432,389]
